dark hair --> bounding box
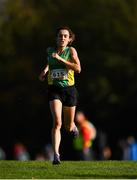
[56,26,75,45]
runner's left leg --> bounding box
[63,106,77,131]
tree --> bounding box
[1,0,137,158]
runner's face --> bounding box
[57,29,71,47]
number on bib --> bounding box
[51,69,68,80]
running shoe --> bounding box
[71,126,79,138]
[52,154,61,165]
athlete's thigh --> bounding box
[63,106,76,126]
[49,99,62,123]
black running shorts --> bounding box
[48,85,78,107]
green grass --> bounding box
[0,161,137,179]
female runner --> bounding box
[39,26,81,164]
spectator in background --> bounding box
[44,144,54,161]
[0,147,6,160]
[119,136,137,160]
[13,143,30,161]
[127,136,137,160]
[102,146,112,160]
[35,144,54,161]
[95,130,112,160]
[73,111,97,160]
[118,139,129,160]
[35,153,45,161]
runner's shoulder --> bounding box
[69,46,78,55]
[46,47,55,55]
[69,46,76,51]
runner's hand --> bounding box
[39,71,46,81]
[52,53,61,61]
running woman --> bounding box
[39,26,81,165]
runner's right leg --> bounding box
[50,99,62,164]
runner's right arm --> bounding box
[39,64,49,81]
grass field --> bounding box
[0,161,137,179]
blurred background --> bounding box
[0,0,137,160]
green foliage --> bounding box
[1,0,137,133]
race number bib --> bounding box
[51,69,68,80]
